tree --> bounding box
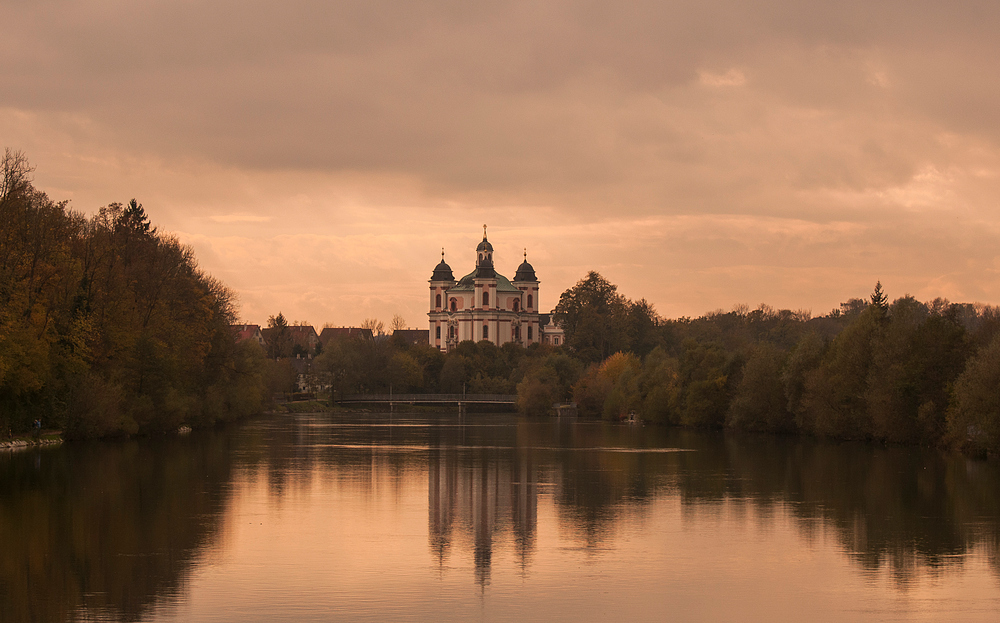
[797,306,882,438]
[553,271,629,361]
[639,347,681,424]
[361,317,385,337]
[390,314,407,332]
[947,334,1000,456]
[388,352,422,391]
[0,151,265,438]
[0,148,33,203]
[871,281,888,313]
[266,312,291,359]
[117,199,155,237]
[516,365,558,416]
[727,343,792,432]
[678,340,730,428]
[600,352,642,420]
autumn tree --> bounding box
[553,271,630,362]
[0,151,265,437]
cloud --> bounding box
[3,0,1000,324]
[209,214,273,223]
[699,69,747,87]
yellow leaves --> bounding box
[0,316,51,395]
[598,351,641,382]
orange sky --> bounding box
[3,1,1000,327]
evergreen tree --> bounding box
[870,281,888,312]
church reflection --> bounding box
[428,442,538,586]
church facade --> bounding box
[428,228,541,352]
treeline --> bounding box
[308,330,580,401]
[307,269,1000,456]
[551,272,1000,456]
[0,150,264,439]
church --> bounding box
[428,227,548,352]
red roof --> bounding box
[232,324,262,342]
[319,327,374,345]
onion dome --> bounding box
[473,224,496,278]
[476,223,494,253]
[513,249,537,282]
[430,249,454,281]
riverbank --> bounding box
[1,433,63,450]
[270,400,460,414]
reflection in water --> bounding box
[427,433,538,586]
[4,413,1000,621]
[0,432,233,622]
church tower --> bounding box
[428,249,455,350]
[513,250,539,345]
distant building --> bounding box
[261,324,320,356]
[232,324,265,347]
[289,325,320,354]
[539,314,565,346]
[319,327,375,348]
[428,226,542,352]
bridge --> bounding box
[339,393,517,411]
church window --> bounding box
[450,298,457,311]
[554,337,560,345]
[513,299,520,312]
[436,293,441,308]
[483,324,489,339]
[435,326,441,339]
[527,326,533,340]
[514,326,521,340]
[483,292,489,307]
[527,294,533,309]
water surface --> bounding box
[3,412,1000,621]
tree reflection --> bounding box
[421,417,1000,586]
[5,413,1000,618]
[0,432,233,622]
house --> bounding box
[232,324,265,347]
[539,314,565,346]
[261,324,320,357]
[319,327,375,348]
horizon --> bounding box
[4,1,1000,328]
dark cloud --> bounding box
[3,1,1000,322]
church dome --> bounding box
[476,237,493,253]
[430,255,454,281]
[513,253,537,282]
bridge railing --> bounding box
[341,393,517,404]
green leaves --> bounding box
[554,271,661,362]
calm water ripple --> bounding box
[3,411,1000,621]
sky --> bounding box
[3,0,1000,328]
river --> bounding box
[2,412,1000,621]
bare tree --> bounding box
[361,317,385,337]
[390,314,407,332]
[0,148,33,204]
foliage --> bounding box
[529,271,1000,456]
[947,334,1000,456]
[553,271,661,362]
[0,151,265,438]
[727,342,792,432]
